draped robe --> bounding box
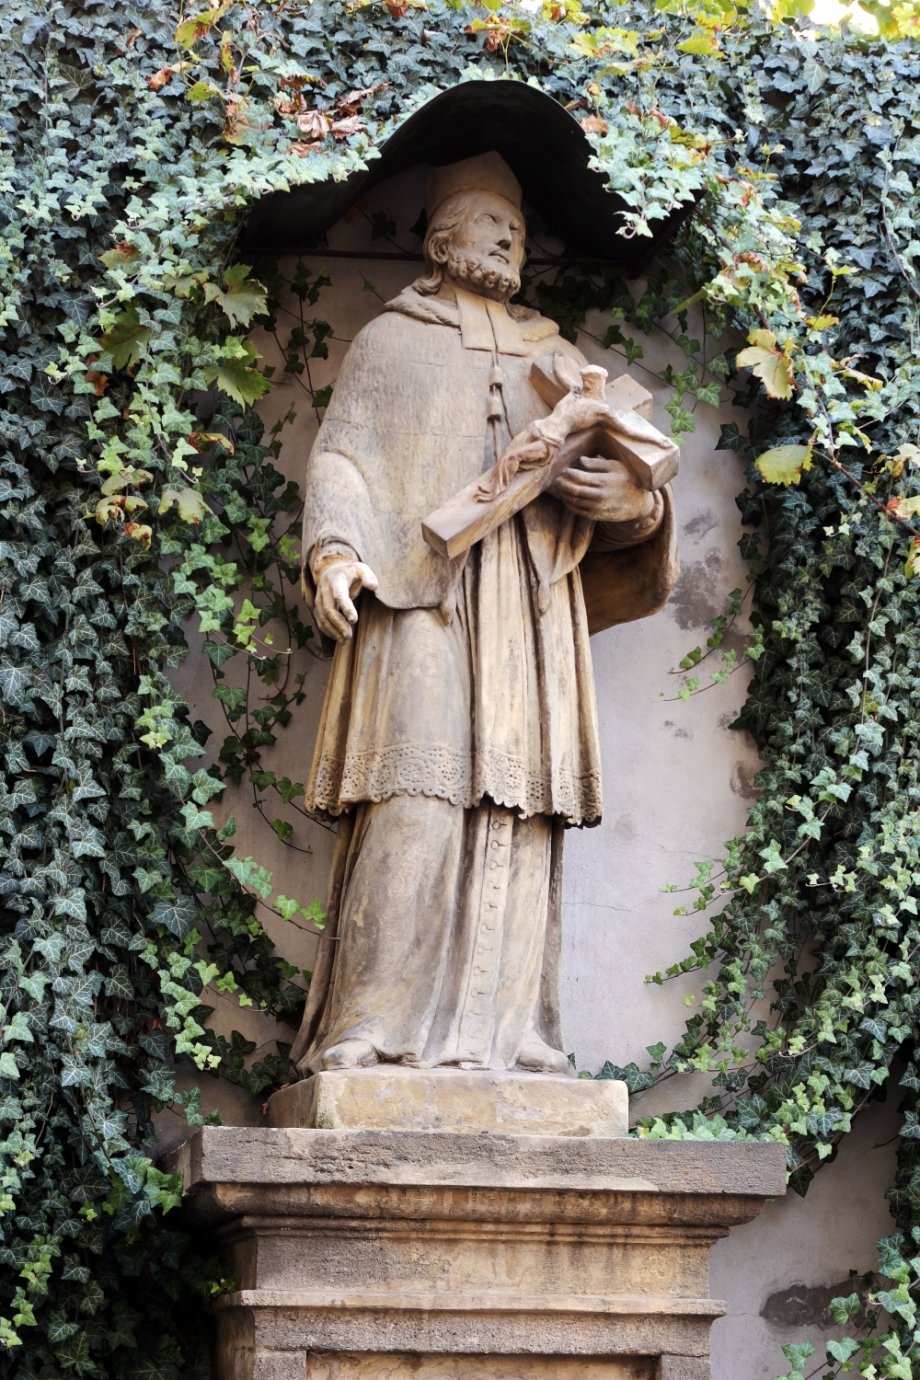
[289,285,678,1075]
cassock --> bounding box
[289,282,678,1075]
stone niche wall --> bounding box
[169,166,899,1380]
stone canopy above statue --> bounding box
[239,80,695,271]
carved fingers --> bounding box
[551,456,656,523]
[314,560,379,642]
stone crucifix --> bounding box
[290,150,679,1078]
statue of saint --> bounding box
[289,152,677,1078]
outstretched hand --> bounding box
[312,559,379,642]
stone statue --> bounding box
[289,151,678,1079]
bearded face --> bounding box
[444,246,522,302]
[424,189,526,303]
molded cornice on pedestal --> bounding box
[168,1128,784,1380]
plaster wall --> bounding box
[168,167,898,1380]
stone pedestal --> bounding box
[266,1067,628,1137]
[169,1127,784,1380]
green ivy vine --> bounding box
[2,0,920,1377]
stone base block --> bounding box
[300,1353,657,1378]
[266,1066,628,1137]
[171,1128,785,1380]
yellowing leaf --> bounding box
[805,313,838,333]
[188,80,222,104]
[99,467,153,497]
[746,328,778,350]
[99,306,150,372]
[906,536,920,579]
[754,444,812,486]
[189,431,235,455]
[99,242,139,271]
[893,495,920,520]
[175,5,230,48]
[736,331,795,400]
[841,366,883,392]
[203,265,268,328]
[678,32,721,54]
[124,521,153,547]
[222,96,251,145]
[890,0,920,35]
[158,487,209,525]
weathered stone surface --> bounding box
[169,1126,786,1200]
[217,1299,713,1366]
[291,152,680,1082]
[659,1358,712,1380]
[266,1067,628,1137]
[302,1353,656,1378]
[172,1128,780,1380]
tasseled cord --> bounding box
[487,355,505,461]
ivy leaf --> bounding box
[781,1341,815,1368]
[736,330,795,400]
[754,444,812,486]
[843,1061,875,1089]
[158,487,208,524]
[99,241,140,271]
[301,897,327,930]
[175,4,231,48]
[99,306,150,372]
[826,1337,859,1363]
[104,967,134,1001]
[829,1293,862,1324]
[46,1314,80,1344]
[151,896,197,939]
[224,855,273,899]
[803,57,829,92]
[204,641,237,671]
[214,683,246,719]
[0,1051,19,1079]
[678,32,720,54]
[204,342,271,408]
[127,1355,182,1380]
[203,266,268,329]
[3,1011,34,1045]
[0,662,32,703]
[188,80,223,103]
[54,1331,91,1370]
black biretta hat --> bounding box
[239,81,695,275]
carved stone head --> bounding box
[417,152,526,302]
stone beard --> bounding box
[290,154,677,1079]
[442,247,520,301]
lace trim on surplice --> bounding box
[308,743,602,825]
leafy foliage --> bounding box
[1,0,920,1376]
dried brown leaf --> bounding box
[296,109,331,139]
[330,115,366,140]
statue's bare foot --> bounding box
[515,1035,573,1076]
[321,1039,378,1070]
